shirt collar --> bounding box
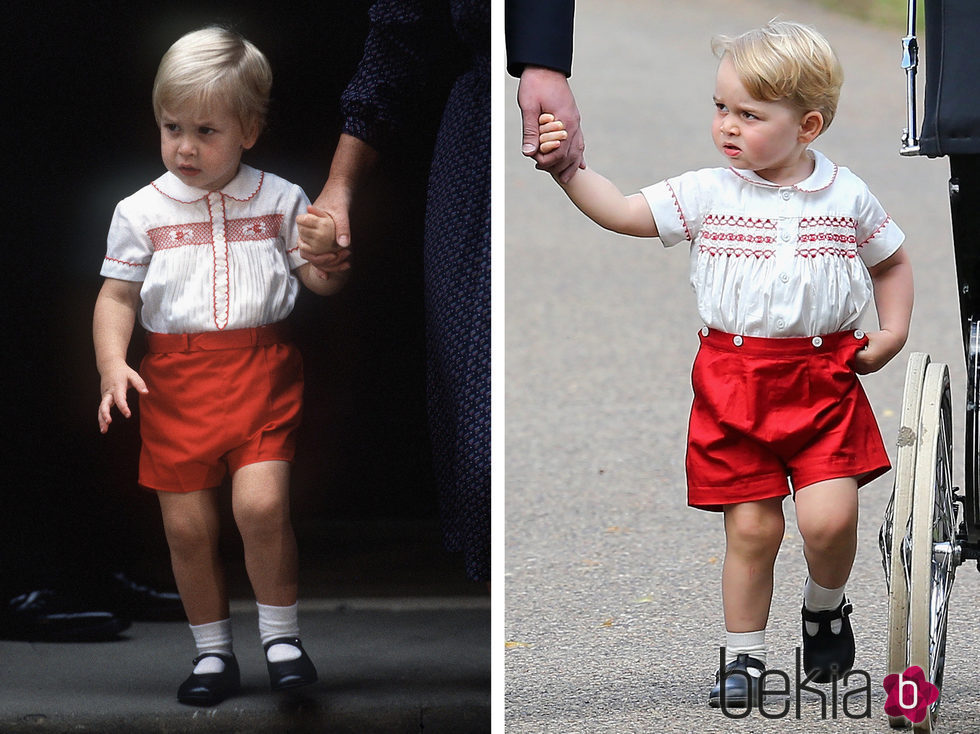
[151,164,264,203]
[727,150,838,192]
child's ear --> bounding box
[242,120,261,150]
[799,111,824,143]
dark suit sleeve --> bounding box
[505,0,574,78]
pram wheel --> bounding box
[907,362,958,732]
[880,352,930,728]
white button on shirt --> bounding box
[641,150,905,338]
[101,165,309,334]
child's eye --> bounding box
[715,103,727,113]
[741,111,758,120]
[198,126,216,135]
[164,123,180,133]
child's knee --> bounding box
[799,510,856,552]
[234,493,289,538]
[725,502,784,555]
[162,512,215,553]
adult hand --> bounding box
[298,181,355,272]
[517,65,585,183]
[299,134,380,271]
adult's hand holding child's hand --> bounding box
[297,206,352,272]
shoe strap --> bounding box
[801,600,853,623]
[263,636,304,653]
[192,652,236,665]
[730,653,766,672]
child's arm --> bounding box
[93,278,147,433]
[854,245,914,374]
[538,114,658,238]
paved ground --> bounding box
[505,0,980,732]
[0,523,490,733]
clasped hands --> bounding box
[296,205,352,276]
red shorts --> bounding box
[686,328,891,511]
[137,323,303,493]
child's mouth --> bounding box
[723,144,741,157]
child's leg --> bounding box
[157,488,229,624]
[230,460,298,607]
[794,477,859,680]
[710,496,784,706]
[794,477,859,589]
[159,489,238,695]
[721,496,785,636]
[231,460,317,689]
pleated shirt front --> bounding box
[641,150,905,338]
[101,164,309,334]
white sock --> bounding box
[190,619,233,674]
[803,577,845,635]
[257,602,302,663]
[726,629,767,674]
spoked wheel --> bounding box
[880,352,930,728]
[907,362,961,733]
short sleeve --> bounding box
[855,189,905,267]
[640,170,705,248]
[283,185,312,271]
[100,200,151,281]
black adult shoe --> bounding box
[92,572,184,622]
[708,653,765,708]
[265,637,318,691]
[0,589,130,642]
[802,597,855,683]
[177,653,241,706]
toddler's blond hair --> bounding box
[712,20,844,133]
[152,26,272,134]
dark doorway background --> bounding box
[8,2,478,598]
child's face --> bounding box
[711,55,818,184]
[159,102,258,191]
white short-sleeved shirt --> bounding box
[101,164,309,334]
[641,150,905,338]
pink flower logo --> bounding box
[883,666,939,724]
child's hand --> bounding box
[297,205,351,273]
[538,113,568,155]
[98,363,148,433]
[852,330,905,374]
[297,206,342,255]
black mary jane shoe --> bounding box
[802,598,855,683]
[708,653,765,708]
[177,653,241,706]
[265,636,318,691]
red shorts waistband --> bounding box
[697,327,868,356]
[146,322,291,353]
